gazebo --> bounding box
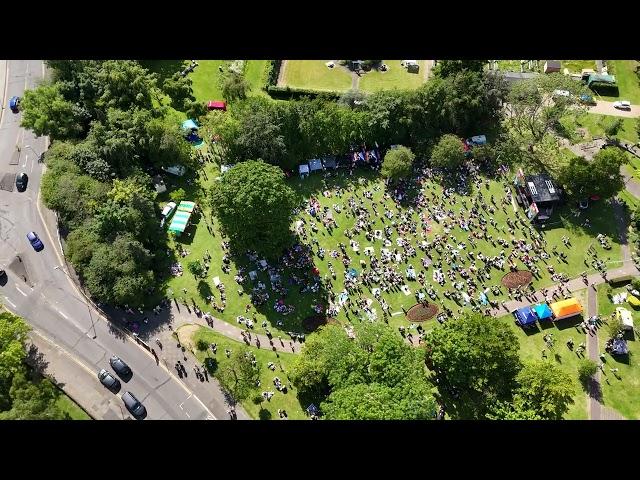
[514,306,537,327]
[533,303,553,321]
[299,164,310,178]
[308,158,323,173]
[549,298,583,320]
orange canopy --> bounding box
[549,298,583,319]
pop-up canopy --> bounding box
[549,298,583,320]
[533,303,553,321]
[181,119,198,132]
[515,306,537,326]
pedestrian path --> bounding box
[586,286,602,420]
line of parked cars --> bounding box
[98,355,147,419]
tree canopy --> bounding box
[558,148,625,200]
[430,134,466,169]
[20,83,86,139]
[215,347,261,402]
[381,146,415,181]
[209,160,297,258]
[512,361,575,420]
[425,313,521,419]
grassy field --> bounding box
[55,392,91,420]
[358,60,426,92]
[495,289,589,420]
[157,161,622,339]
[561,60,596,74]
[185,326,306,420]
[595,283,640,419]
[281,60,353,92]
[600,60,640,104]
[573,113,639,144]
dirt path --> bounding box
[424,60,434,81]
[276,60,288,87]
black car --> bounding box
[15,172,28,192]
[121,391,146,419]
[109,355,132,378]
[98,369,121,391]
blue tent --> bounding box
[533,303,553,321]
[514,306,537,326]
[182,119,199,132]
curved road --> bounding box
[0,60,225,420]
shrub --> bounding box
[169,188,186,203]
[607,316,624,339]
[577,359,598,384]
[631,277,640,291]
[187,260,205,278]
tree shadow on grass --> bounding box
[258,408,272,420]
[139,60,188,84]
[197,280,213,302]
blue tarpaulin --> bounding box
[533,303,553,321]
[182,119,198,132]
[515,306,537,326]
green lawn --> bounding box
[186,326,306,420]
[596,283,640,419]
[358,60,426,92]
[494,60,543,73]
[561,60,596,74]
[55,392,92,420]
[184,60,268,103]
[600,60,640,104]
[158,162,622,339]
[281,60,353,92]
[573,113,639,144]
[496,289,589,420]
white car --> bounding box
[552,89,571,98]
[613,100,631,110]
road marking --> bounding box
[0,61,8,129]
[15,286,27,297]
[3,297,17,308]
[56,309,69,320]
[185,411,191,418]
[206,414,215,420]
[22,154,27,168]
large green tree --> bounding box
[430,134,466,169]
[209,160,297,258]
[221,72,250,101]
[425,313,521,419]
[20,83,86,139]
[381,146,415,182]
[434,60,487,78]
[216,347,261,402]
[557,148,625,200]
[512,361,575,420]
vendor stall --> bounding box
[549,298,583,320]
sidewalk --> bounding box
[585,286,602,420]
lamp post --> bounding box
[53,265,97,339]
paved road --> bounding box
[588,100,640,118]
[0,60,225,420]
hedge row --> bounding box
[266,85,341,101]
[263,60,282,90]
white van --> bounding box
[613,100,631,110]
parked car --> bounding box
[161,201,176,219]
[15,172,28,192]
[9,96,20,113]
[109,355,132,378]
[613,100,631,110]
[98,369,121,390]
[26,231,44,251]
[579,94,596,105]
[121,391,146,418]
[552,89,571,98]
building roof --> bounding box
[524,173,561,204]
[545,60,561,68]
[495,71,540,84]
[587,74,616,86]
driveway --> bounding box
[588,100,640,118]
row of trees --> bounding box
[22,61,197,307]
[199,66,508,170]
[289,314,575,420]
[0,309,71,419]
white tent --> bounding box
[299,164,310,178]
[221,164,235,174]
[616,307,634,330]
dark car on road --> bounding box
[109,355,132,378]
[98,369,121,391]
[9,96,20,113]
[122,391,146,419]
[16,172,28,192]
[26,231,44,251]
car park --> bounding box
[98,369,121,391]
[15,172,28,192]
[109,355,132,378]
[26,231,44,251]
[121,391,146,418]
[613,100,631,110]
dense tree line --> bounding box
[22,61,196,307]
[0,310,71,419]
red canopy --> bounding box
[207,101,227,111]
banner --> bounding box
[527,202,539,220]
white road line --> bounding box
[15,286,27,297]
[179,402,185,410]
[185,411,191,418]
[22,154,27,168]
[4,297,17,308]
[56,309,69,320]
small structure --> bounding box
[533,303,554,321]
[162,165,186,177]
[322,156,337,170]
[514,306,537,328]
[404,60,420,73]
[207,101,227,111]
[181,119,199,133]
[514,170,562,221]
[152,174,167,194]
[299,164,310,178]
[610,338,629,355]
[220,164,235,175]
[497,71,540,85]
[168,201,197,236]
[584,73,616,87]
[306,403,320,417]
[615,307,634,331]
[544,60,561,73]
[549,298,583,320]
[308,158,323,173]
